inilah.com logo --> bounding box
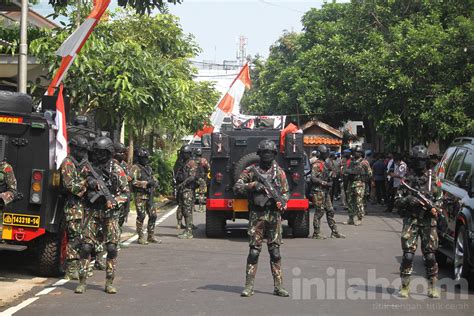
[291,267,469,300]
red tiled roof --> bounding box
[304,136,342,145]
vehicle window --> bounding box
[445,148,467,181]
[436,146,456,179]
[459,149,473,177]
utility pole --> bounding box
[236,35,248,67]
[18,0,28,93]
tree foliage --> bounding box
[242,0,474,150]
[29,7,218,148]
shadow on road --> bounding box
[197,284,273,296]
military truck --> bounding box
[0,91,92,276]
[205,117,309,238]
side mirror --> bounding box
[454,171,469,189]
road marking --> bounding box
[156,206,178,225]
[1,204,177,315]
[0,297,40,316]
[52,279,68,286]
[35,288,56,296]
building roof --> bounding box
[0,1,59,29]
[301,120,343,139]
[304,136,342,146]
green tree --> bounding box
[29,8,218,152]
[244,0,474,151]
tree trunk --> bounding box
[128,127,134,165]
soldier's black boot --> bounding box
[147,230,162,244]
[331,231,346,239]
[241,263,257,297]
[271,261,289,297]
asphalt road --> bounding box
[1,201,473,316]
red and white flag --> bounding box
[210,63,251,131]
[55,84,68,169]
[46,0,111,96]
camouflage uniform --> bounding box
[77,158,129,293]
[346,157,366,225]
[60,156,87,277]
[360,158,373,215]
[0,161,17,206]
[234,161,289,296]
[395,175,441,298]
[310,159,343,239]
[118,160,132,228]
[130,163,158,243]
[177,158,204,238]
[195,157,210,213]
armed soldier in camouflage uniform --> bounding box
[395,171,442,299]
[234,140,290,298]
[360,154,373,216]
[0,159,17,207]
[344,147,367,226]
[114,143,132,237]
[310,145,345,239]
[131,148,160,245]
[60,135,89,280]
[176,148,206,239]
[174,145,192,229]
[193,148,210,213]
[75,137,129,294]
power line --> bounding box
[258,0,305,14]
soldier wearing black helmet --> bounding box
[174,145,192,229]
[114,143,132,242]
[344,146,367,226]
[60,135,89,280]
[234,139,290,298]
[130,147,160,245]
[176,145,208,239]
[310,145,345,239]
[75,136,129,294]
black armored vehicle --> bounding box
[205,116,309,238]
[0,91,92,276]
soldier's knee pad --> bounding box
[80,243,93,259]
[402,252,414,266]
[424,252,436,267]
[268,245,281,263]
[106,243,118,259]
[247,247,261,264]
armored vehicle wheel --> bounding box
[36,222,67,277]
[292,211,309,238]
[206,210,226,238]
[233,152,260,181]
[0,91,32,113]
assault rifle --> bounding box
[249,165,286,210]
[81,160,117,209]
[399,180,444,218]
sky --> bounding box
[32,0,329,63]
[167,0,326,63]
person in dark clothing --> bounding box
[372,154,387,205]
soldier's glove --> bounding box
[147,180,156,188]
[87,177,99,190]
[253,182,266,193]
